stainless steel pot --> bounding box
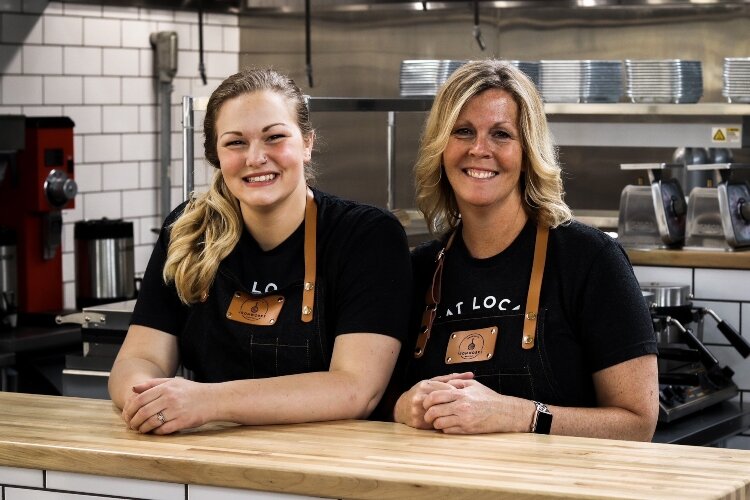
[74,219,135,309]
[639,282,691,307]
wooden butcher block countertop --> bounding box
[626,248,750,269]
[1,392,750,500]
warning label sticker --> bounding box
[711,126,741,144]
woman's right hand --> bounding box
[394,372,474,429]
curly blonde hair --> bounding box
[163,68,315,304]
[414,59,572,234]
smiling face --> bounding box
[442,87,525,218]
[215,90,313,218]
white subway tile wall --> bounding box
[0,1,238,309]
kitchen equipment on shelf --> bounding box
[617,163,686,249]
[723,57,750,103]
[55,299,135,399]
[0,116,76,318]
[625,59,703,104]
[74,219,136,309]
[640,282,750,423]
[684,161,750,250]
[539,59,623,103]
[0,227,17,330]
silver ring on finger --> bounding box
[157,410,166,425]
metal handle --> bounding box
[55,311,106,326]
[663,316,719,369]
[704,308,750,358]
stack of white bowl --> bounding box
[625,60,703,104]
[399,60,466,97]
[723,57,750,103]
[540,60,624,103]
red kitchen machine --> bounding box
[0,116,77,320]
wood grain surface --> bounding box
[626,248,750,270]
[1,392,750,499]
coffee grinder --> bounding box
[684,160,750,250]
[617,163,686,248]
[0,116,77,321]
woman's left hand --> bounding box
[122,378,213,435]
[422,378,532,434]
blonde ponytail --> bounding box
[163,170,242,304]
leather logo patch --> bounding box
[445,326,498,364]
[226,291,284,326]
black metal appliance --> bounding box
[641,282,750,422]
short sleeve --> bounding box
[329,213,412,343]
[579,241,657,372]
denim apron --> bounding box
[178,190,328,382]
[408,225,563,404]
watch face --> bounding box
[534,401,553,434]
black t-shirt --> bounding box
[400,219,657,407]
[131,189,412,378]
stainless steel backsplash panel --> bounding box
[238,6,750,212]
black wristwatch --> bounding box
[531,401,553,434]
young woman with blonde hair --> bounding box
[109,68,412,434]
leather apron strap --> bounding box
[414,224,550,357]
[521,225,549,350]
[301,188,317,323]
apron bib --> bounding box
[409,225,561,403]
[179,189,328,382]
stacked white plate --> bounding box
[399,60,466,97]
[539,60,624,103]
[625,60,703,104]
[723,57,750,103]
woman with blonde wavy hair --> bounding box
[109,68,412,434]
[393,60,658,441]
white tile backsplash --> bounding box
[103,47,140,76]
[62,250,75,281]
[139,104,157,132]
[633,266,694,291]
[695,269,750,302]
[0,466,43,488]
[83,17,120,46]
[1,13,43,43]
[0,43,22,73]
[139,8,174,22]
[121,76,154,104]
[63,3,102,17]
[139,161,159,188]
[44,15,82,45]
[64,105,102,134]
[223,26,239,52]
[102,4,139,21]
[23,45,62,74]
[135,238,154,274]
[22,105,62,115]
[123,188,158,217]
[46,470,184,500]
[1,75,42,104]
[83,191,122,219]
[21,0,47,14]
[64,46,102,75]
[84,134,120,163]
[201,25,223,51]
[75,162,103,192]
[83,75,120,104]
[44,75,82,104]
[205,12,239,26]
[102,162,139,190]
[189,484,326,500]
[121,19,156,48]
[205,51,238,78]
[122,132,156,161]
[102,104,138,133]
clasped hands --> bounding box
[121,377,209,435]
[397,372,527,434]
